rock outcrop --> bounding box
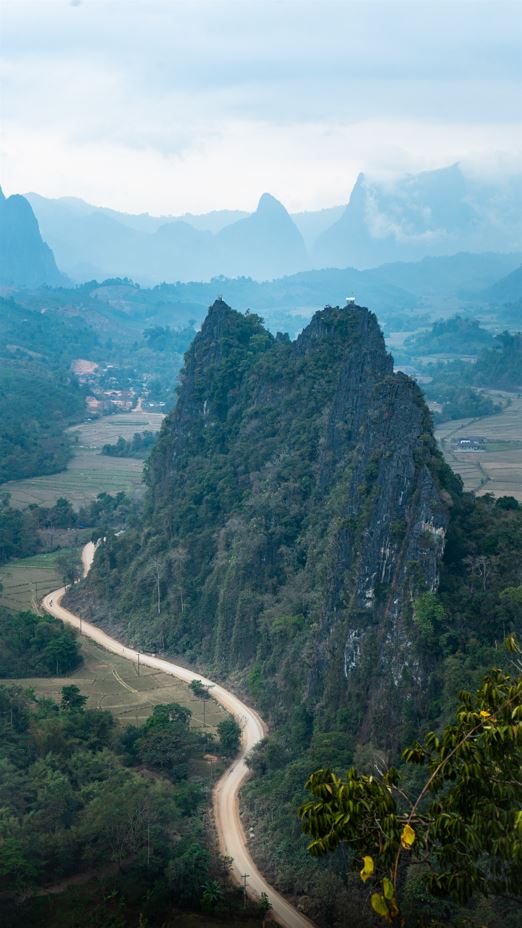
[80,300,454,747]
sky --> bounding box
[1,0,521,215]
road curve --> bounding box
[42,542,317,928]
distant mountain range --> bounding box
[2,164,521,289]
[0,188,65,287]
[313,164,522,268]
[481,264,522,304]
[18,163,521,285]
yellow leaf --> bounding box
[400,823,416,849]
[359,855,374,882]
[479,710,491,718]
[371,893,390,920]
[382,877,394,900]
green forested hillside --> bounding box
[404,315,493,355]
[472,331,522,388]
[0,360,85,482]
[0,298,90,482]
[73,301,454,750]
[69,300,522,926]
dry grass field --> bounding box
[0,550,65,612]
[0,553,228,734]
[3,410,164,509]
[436,391,522,501]
[11,635,229,732]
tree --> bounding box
[150,557,162,615]
[189,679,210,699]
[56,548,83,587]
[61,684,87,711]
[217,718,242,755]
[298,642,522,924]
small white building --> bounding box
[346,296,356,305]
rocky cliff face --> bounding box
[82,300,453,747]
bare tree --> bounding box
[464,554,498,591]
[150,557,162,614]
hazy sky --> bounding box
[1,0,521,214]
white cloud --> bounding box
[0,0,520,211]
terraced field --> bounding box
[11,635,229,731]
[3,410,164,509]
[0,550,65,612]
[436,391,522,501]
[0,550,228,732]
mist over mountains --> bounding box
[313,164,522,268]
[18,163,522,286]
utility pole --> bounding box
[241,873,249,908]
[202,683,214,727]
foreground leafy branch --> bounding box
[298,640,521,924]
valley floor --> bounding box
[436,390,522,501]
[2,409,164,509]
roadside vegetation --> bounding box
[0,684,271,928]
[299,644,521,927]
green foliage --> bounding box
[130,702,205,781]
[0,683,232,925]
[405,315,494,356]
[60,685,87,711]
[298,660,522,920]
[189,678,210,698]
[101,431,157,458]
[217,718,242,755]
[0,296,88,483]
[473,331,522,389]
[413,592,446,647]
[0,608,82,677]
[0,495,40,564]
[143,324,197,354]
[55,548,83,586]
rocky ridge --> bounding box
[76,299,454,747]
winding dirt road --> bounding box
[42,542,316,928]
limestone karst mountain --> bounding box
[0,188,65,287]
[27,190,307,283]
[23,165,522,284]
[313,164,522,269]
[213,192,308,279]
[72,299,454,748]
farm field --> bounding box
[7,635,229,732]
[436,391,522,501]
[2,409,164,509]
[0,550,66,612]
[0,543,227,732]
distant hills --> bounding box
[26,190,308,284]
[0,188,65,287]
[481,264,522,304]
[23,163,522,284]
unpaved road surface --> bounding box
[43,542,317,928]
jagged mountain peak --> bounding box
[0,190,65,287]
[255,192,290,218]
[83,299,453,748]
